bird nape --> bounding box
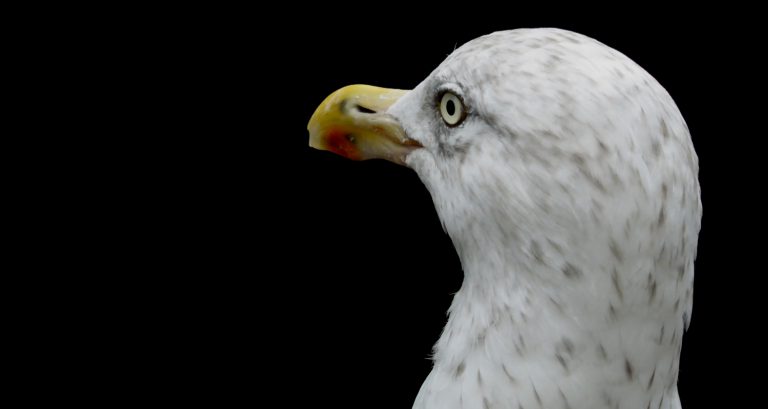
[308,28,701,409]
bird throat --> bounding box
[414,242,681,409]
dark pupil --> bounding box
[446,99,456,116]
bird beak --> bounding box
[307,84,422,166]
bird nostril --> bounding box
[355,105,376,114]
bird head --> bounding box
[309,30,700,278]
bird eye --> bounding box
[439,92,465,126]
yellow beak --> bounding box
[307,84,422,165]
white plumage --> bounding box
[310,28,701,409]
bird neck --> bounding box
[419,248,683,409]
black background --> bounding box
[100,8,761,408]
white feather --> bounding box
[387,28,701,409]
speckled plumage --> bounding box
[384,29,701,409]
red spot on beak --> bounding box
[325,129,361,160]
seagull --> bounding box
[307,28,701,409]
